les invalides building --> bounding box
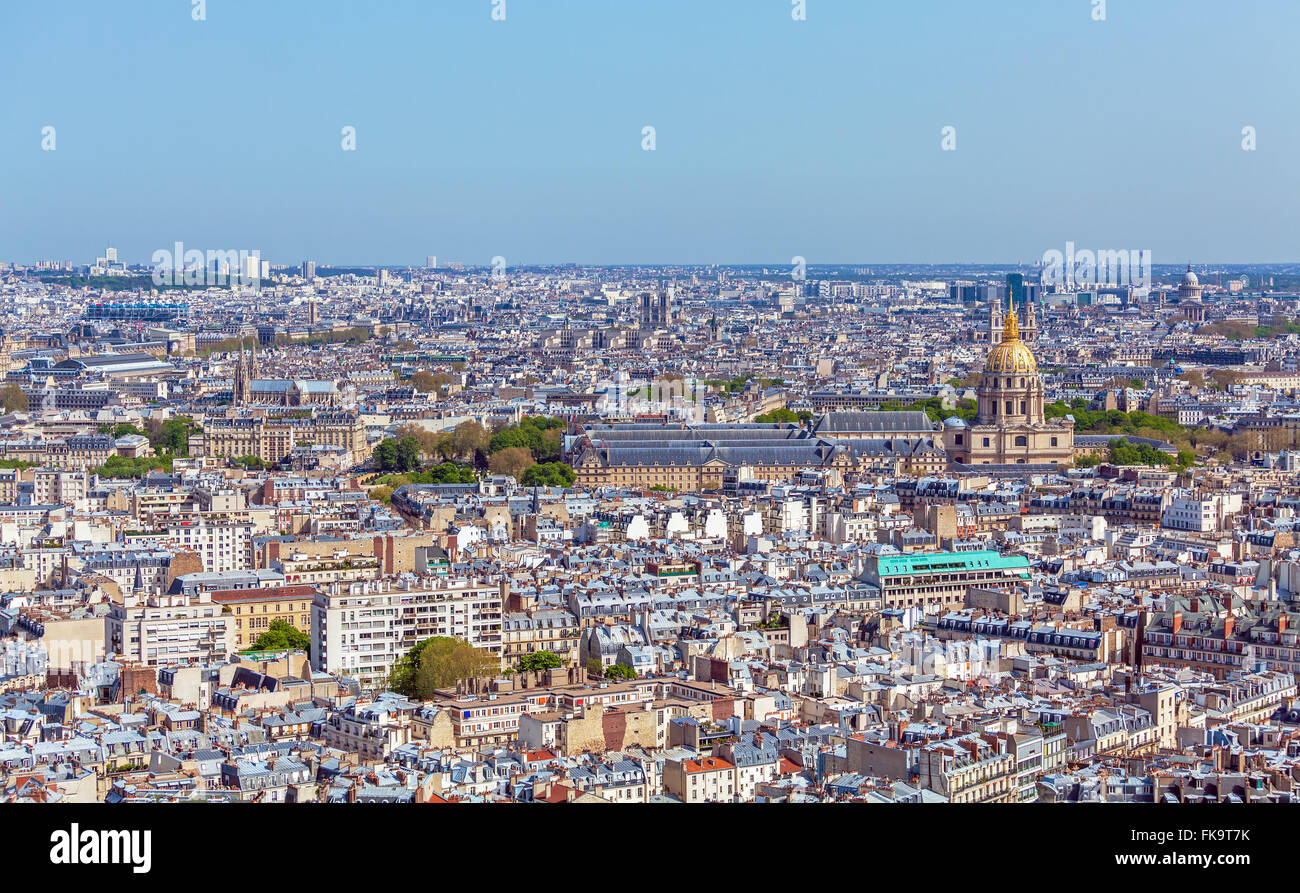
[942,298,1075,469]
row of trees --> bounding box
[1178,369,1242,392]
[97,416,197,454]
[393,421,491,466]
[385,641,642,699]
[276,327,371,348]
[702,375,783,394]
[1043,400,1186,440]
[753,408,814,425]
[1076,438,1196,469]
[372,417,576,487]
[196,335,258,358]
[878,396,978,424]
[1043,399,1289,466]
[83,417,199,478]
[92,455,174,478]
[1202,318,1300,341]
[374,463,479,487]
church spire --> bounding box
[1003,292,1020,342]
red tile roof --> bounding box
[209,585,318,603]
[683,757,734,773]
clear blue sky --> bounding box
[2,0,1296,266]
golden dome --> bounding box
[985,299,1038,374]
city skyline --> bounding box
[4,0,1299,868]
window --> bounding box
[1014,436,1028,447]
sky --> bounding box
[1,0,1297,267]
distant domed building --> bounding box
[1179,264,1205,323]
[944,298,1074,468]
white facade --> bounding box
[106,591,233,666]
[1162,493,1242,533]
[311,578,506,689]
[165,519,254,573]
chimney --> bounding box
[1172,611,1183,634]
[1223,615,1234,639]
[1281,614,1290,634]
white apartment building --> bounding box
[1162,492,1243,533]
[311,577,506,689]
[33,469,88,506]
[106,591,234,666]
[164,518,254,573]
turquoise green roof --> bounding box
[872,550,1029,578]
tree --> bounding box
[1208,369,1241,392]
[521,462,575,488]
[100,422,144,438]
[92,455,173,478]
[605,662,637,680]
[372,438,398,471]
[1107,438,1180,468]
[754,408,800,424]
[0,384,29,414]
[373,437,422,473]
[248,619,310,652]
[538,427,564,462]
[396,423,441,458]
[145,416,196,455]
[1225,431,1260,460]
[396,436,422,472]
[490,446,536,480]
[1190,427,1228,451]
[387,637,499,699]
[410,370,452,395]
[517,651,563,673]
[449,420,490,462]
[488,417,566,462]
